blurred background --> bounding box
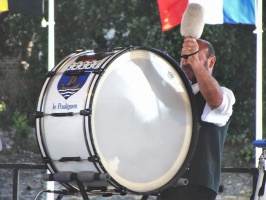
[0,0,265,171]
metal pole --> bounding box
[47,0,55,199]
[13,168,19,200]
[48,0,55,71]
[255,0,263,166]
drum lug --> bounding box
[64,70,86,76]
[92,68,103,74]
[51,112,74,117]
[34,111,44,118]
[88,155,100,162]
[46,71,56,77]
[80,109,91,116]
[42,157,51,163]
[173,178,189,186]
[59,157,82,162]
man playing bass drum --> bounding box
[158,38,235,200]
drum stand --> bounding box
[42,171,153,199]
[252,139,266,200]
[42,171,188,199]
[43,171,110,200]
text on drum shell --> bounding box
[53,103,78,110]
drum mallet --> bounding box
[180,3,205,59]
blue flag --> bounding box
[223,0,255,24]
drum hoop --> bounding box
[88,46,199,194]
[86,47,133,188]
[81,52,118,174]
[142,47,199,193]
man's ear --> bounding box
[208,56,216,72]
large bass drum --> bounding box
[35,46,198,195]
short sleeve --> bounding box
[201,87,235,127]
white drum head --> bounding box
[91,49,193,192]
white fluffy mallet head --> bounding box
[180,3,205,39]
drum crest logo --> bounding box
[57,56,102,99]
[57,70,90,100]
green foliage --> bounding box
[0,107,10,130]
[0,103,5,112]
[12,110,32,150]
[0,0,265,166]
[13,110,31,137]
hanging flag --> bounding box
[223,0,255,24]
[158,0,255,31]
[190,0,255,25]
[0,0,8,12]
[0,0,43,16]
[157,0,189,31]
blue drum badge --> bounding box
[57,70,90,100]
